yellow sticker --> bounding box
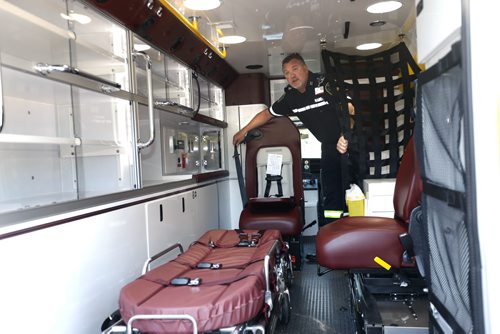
[374,256,391,270]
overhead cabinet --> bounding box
[0,0,227,215]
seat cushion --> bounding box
[239,205,303,236]
[316,216,407,269]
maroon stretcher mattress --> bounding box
[119,229,283,333]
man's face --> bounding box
[283,59,309,93]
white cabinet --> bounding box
[145,184,219,267]
[416,0,461,66]
[363,179,396,218]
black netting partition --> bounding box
[415,43,472,333]
[321,42,421,183]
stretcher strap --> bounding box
[321,42,421,183]
[193,229,233,248]
[174,230,271,270]
[146,266,264,287]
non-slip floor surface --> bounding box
[276,236,356,334]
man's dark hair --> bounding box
[282,53,306,67]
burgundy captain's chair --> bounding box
[239,117,304,237]
[316,137,421,269]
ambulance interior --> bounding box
[0,0,497,334]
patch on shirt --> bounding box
[292,100,329,113]
[315,86,324,95]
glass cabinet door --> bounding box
[0,0,70,71]
[209,82,224,121]
[67,0,130,91]
[201,129,222,172]
[165,54,192,109]
[0,67,77,213]
[133,36,167,100]
[72,88,136,198]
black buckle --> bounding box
[238,239,250,247]
[196,262,222,269]
[170,277,202,286]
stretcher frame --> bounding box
[102,232,292,334]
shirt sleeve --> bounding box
[269,93,291,117]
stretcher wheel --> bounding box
[279,293,291,325]
[266,312,278,334]
[284,264,293,288]
[100,310,121,331]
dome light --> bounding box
[356,42,382,50]
[184,0,221,11]
[219,35,246,44]
[367,1,402,14]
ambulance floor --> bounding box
[276,236,356,334]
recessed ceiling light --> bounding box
[184,0,221,11]
[219,35,246,44]
[367,1,402,14]
[60,12,92,24]
[356,42,382,50]
[369,20,386,27]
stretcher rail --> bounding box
[127,314,197,334]
[141,242,184,275]
[264,240,280,315]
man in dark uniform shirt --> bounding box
[233,53,354,225]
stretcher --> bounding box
[102,229,292,334]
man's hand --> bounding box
[337,135,349,154]
[232,109,273,146]
[233,130,247,146]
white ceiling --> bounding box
[182,0,416,77]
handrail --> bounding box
[127,314,197,334]
[33,63,121,93]
[154,100,195,116]
[133,52,155,150]
[263,240,279,316]
[0,133,81,146]
[157,0,226,59]
[142,242,184,274]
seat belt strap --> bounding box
[233,145,248,207]
[264,174,283,197]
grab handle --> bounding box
[155,100,195,116]
[34,63,121,93]
[133,52,155,150]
